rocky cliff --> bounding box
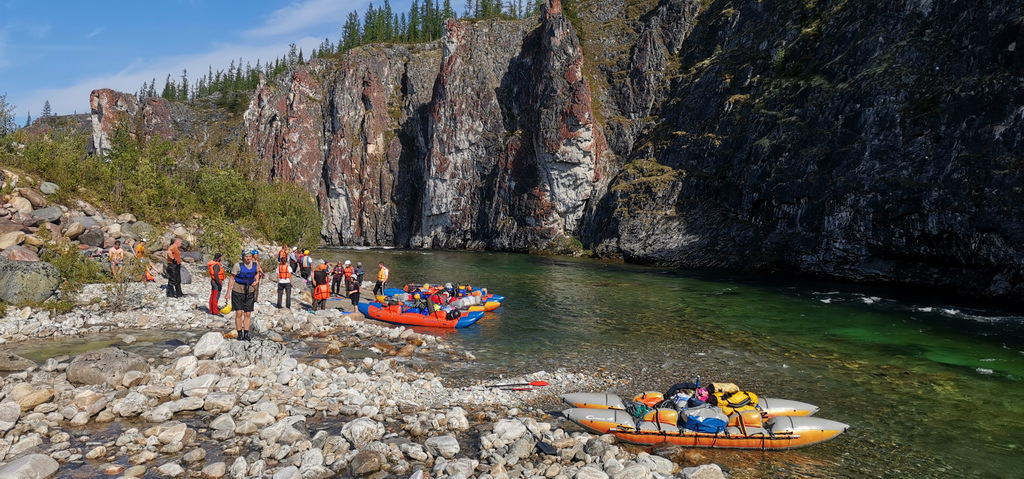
[88,0,1024,302]
[244,0,606,252]
[580,0,1024,301]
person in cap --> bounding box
[354,261,365,285]
[300,250,313,280]
[134,239,148,261]
[288,247,299,273]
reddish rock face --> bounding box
[243,6,606,251]
[89,89,179,154]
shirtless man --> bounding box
[109,240,125,276]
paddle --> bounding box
[519,418,556,455]
[485,380,549,388]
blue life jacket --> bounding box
[235,262,258,286]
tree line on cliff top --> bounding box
[141,0,550,104]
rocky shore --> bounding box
[0,259,728,479]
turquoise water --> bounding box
[321,248,1024,478]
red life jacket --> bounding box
[278,264,291,280]
[314,283,330,300]
[207,261,225,281]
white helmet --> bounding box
[344,260,351,265]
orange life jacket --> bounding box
[344,265,354,278]
[143,269,154,282]
[207,261,225,281]
[378,266,389,282]
[278,264,291,280]
[313,283,330,300]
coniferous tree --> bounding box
[384,0,394,40]
[443,0,455,21]
[24,111,31,128]
[179,69,189,101]
[41,100,52,117]
[409,0,421,41]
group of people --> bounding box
[200,243,393,341]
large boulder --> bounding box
[2,246,40,262]
[0,453,59,479]
[17,189,47,208]
[9,197,32,214]
[0,231,25,249]
[130,221,158,241]
[66,347,150,388]
[77,228,104,247]
[0,258,60,304]
[0,352,36,372]
[69,216,99,229]
[39,182,59,195]
[180,265,192,284]
[63,222,85,240]
[28,207,61,223]
[0,219,24,235]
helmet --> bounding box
[220,304,232,314]
[304,250,310,254]
[344,260,351,265]
[357,262,362,266]
[251,249,258,255]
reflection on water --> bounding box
[319,248,1024,478]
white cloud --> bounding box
[246,0,366,38]
[18,35,325,117]
[86,28,103,38]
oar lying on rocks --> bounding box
[487,380,549,388]
[520,418,557,455]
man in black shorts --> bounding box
[225,251,260,341]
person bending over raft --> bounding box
[226,251,260,341]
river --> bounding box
[318,248,1024,478]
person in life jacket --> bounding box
[330,262,345,296]
[225,251,260,341]
[343,260,354,286]
[373,261,389,296]
[300,250,313,280]
[277,244,288,263]
[166,238,184,298]
[312,262,330,311]
[207,253,225,316]
[276,256,293,309]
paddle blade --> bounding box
[529,380,549,387]
[535,439,557,455]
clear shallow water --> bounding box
[321,248,1024,478]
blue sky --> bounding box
[0,0,415,125]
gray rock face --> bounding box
[28,207,61,223]
[77,227,104,247]
[0,258,60,304]
[66,347,151,387]
[0,453,59,479]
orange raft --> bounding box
[357,302,484,328]
[562,407,849,450]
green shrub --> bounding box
[40,243,110,293]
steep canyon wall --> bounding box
[92,0,1024,301]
